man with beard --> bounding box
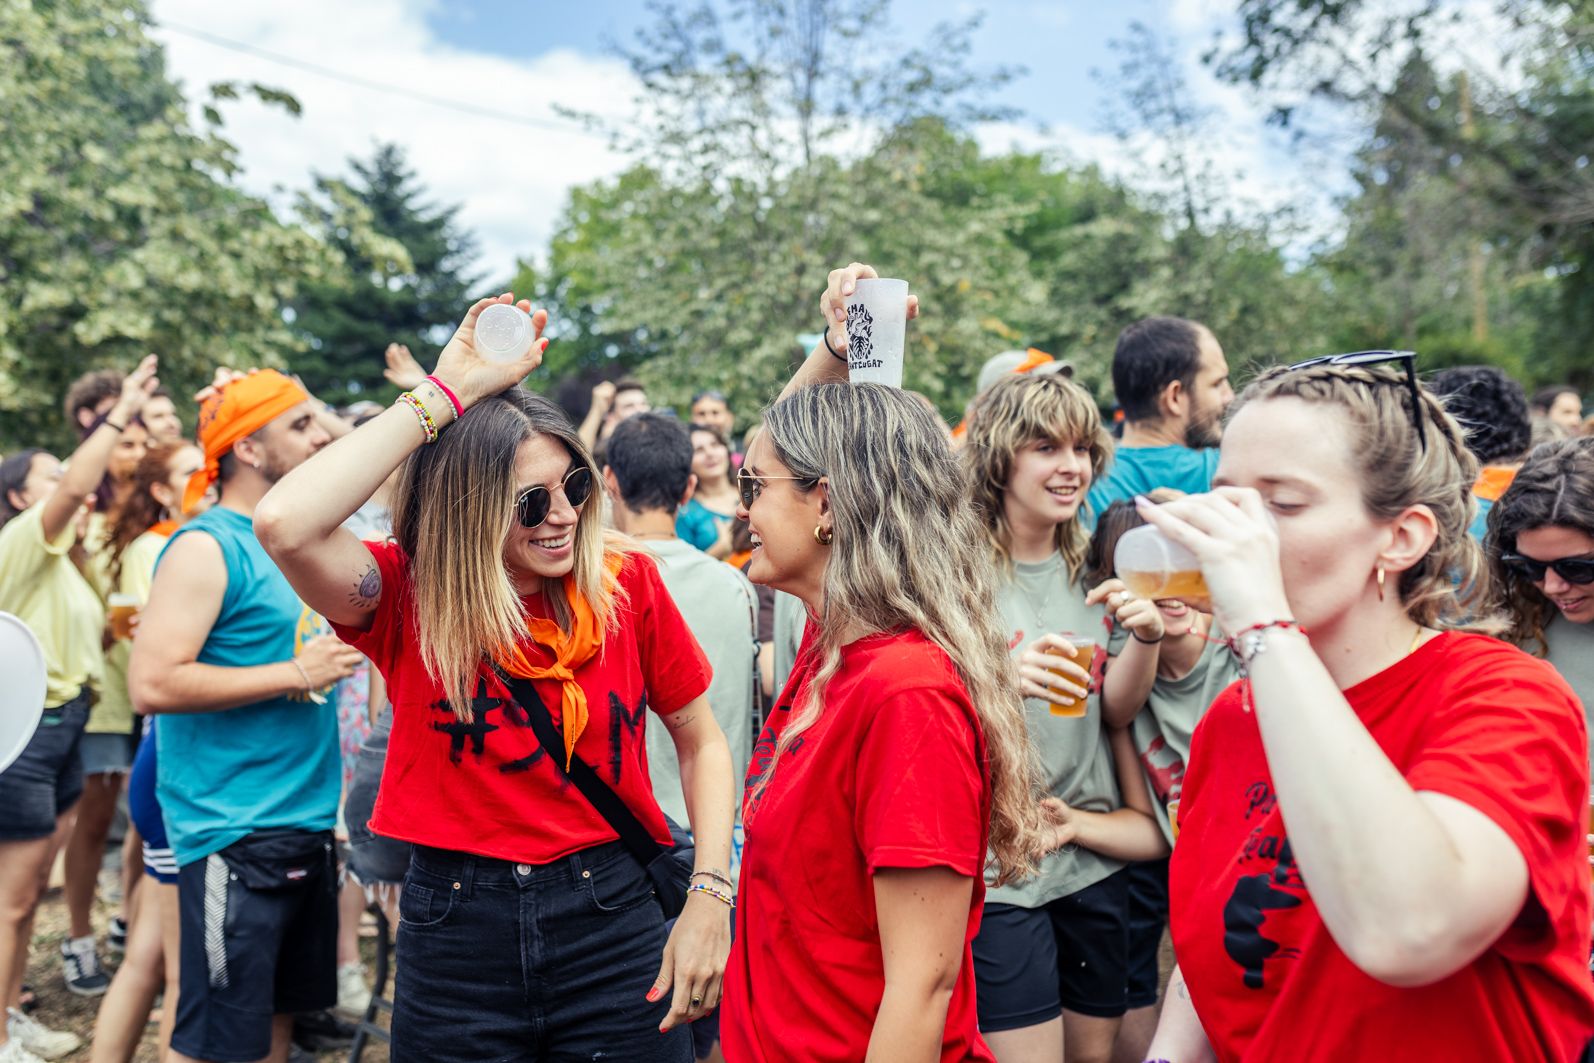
[1087,316,1235,517]
[129,370,364,1063]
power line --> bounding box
[154,18,609,137]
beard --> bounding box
[1183,404,1224,449]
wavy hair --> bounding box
[961,373,1113,583]
[390,387,625,719]
[1485,437,1594,651]
[1231,363,1495,629]
[749,383,1046,885]
[104,442,197,586]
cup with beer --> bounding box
[1045,633,1096,718]
[1112,525,1209,608]
[107,593,140,641]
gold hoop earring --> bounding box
[813,524,833,546]
[1376,565,1386,602]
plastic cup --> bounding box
[1168,796,1182,842]
[1113,525,1209,605]
[1045,635,1096,718]
[844,278,909,387]
[474,304,534,363]
[107,593,139,641]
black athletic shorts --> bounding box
[972,867,1132,1031]
[0,693,89,841]
[1125,858,1170,1008]
[173,829,337,1063]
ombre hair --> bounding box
[962,373,1113,583]
[1231,363,1494,629]
[390,387,624,719]
[748,382,1047,885]
[1486,437,1594,651]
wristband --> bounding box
[423,375,465,419]
[1131,629,1165,645]
[289,659,328,705]
[102,419,127,433]
[822,328,847,363]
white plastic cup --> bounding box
[1112,525,1209,603]
[474,304,534,363]
[844,278,909,387]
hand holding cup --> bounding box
[1086,578,1165,644]
[432,295,549,412]
[1017,633,1094,713]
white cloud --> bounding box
[149,0,637,284]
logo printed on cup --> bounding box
[846,304,880,370]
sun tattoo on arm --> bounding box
[349,564,382,610]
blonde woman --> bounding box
[254,297,735,1062]
[1143,354,1594,1061]
[960,372,1165,1063]
[720,263,1047,1062]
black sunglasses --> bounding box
[1500,553,1594,586]
[516,466,594,529]
[736,466,811,510]
[1286,350,1427,453]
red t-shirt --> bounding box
[720,626,996,1063]
[1170,631,1594,1062]
[332,541,710,865]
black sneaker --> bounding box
[107,916,128,955]
[291,1009,356,1053]
[60,937,111,997]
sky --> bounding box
[145,0,1341,283]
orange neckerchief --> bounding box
[494,558,622,769]
[148,520,179,538]
[1473,465,1518,503]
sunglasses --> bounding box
[1500,554,1594,586]
[736,467,811,510]
[516,466,594,529]
[1287,350,1426,453]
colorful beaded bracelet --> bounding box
[397,391,439,444]
[687,882,735,908]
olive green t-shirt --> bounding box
[1542,615,1594,774]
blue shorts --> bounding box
[129,726,177,884]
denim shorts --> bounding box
[79,730,134,775]
[345,706,411,887]
[0,692,89,841]
[392,841,692,1063]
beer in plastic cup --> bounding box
[1168,796,1182,842]
[474,303,535,363]
[1045,635,1095,718]
[1113,525,1210,606]
[844,278,909,387]
[107,593,139,641]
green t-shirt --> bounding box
[987,553,1122,907]
[1542,615,1594,775]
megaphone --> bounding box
[0,612,47,775]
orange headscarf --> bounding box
[1473,465,1518,503]
[183,370,310,513]
[494,556,625,769]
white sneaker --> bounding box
[4,1009,78,1061]
[0,1036,45,1063]
[335,961,372,1019]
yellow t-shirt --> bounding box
[95,530,168,735]
[0,505,105,708]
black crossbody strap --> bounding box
[491,668,666,869]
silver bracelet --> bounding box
[289,659,327,705]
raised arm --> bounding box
[778,263,919,403]
[41,355,159,542]
[255,296,549,629]
[1087,577,1165,729]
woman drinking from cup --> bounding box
[1143,356,1594,1061]
[254,297,735,1062]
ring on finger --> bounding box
[690,997,704,1008]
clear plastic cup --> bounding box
[1113,525,1209,604]
[844,278,909,387]
[1045,634,1096,718]
[107,592,139,641]
[474,304,534,363]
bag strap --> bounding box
[491,667,668,868]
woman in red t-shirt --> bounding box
[719,263,1047,1063]
[1138,356,1594,1062]
[255,297,735,1062]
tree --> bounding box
[0,0,339,452]
[291,144,480,408]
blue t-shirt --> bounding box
[1087,445,1221,520]
[1469,495,1494,543]
[676,497,732,552]
[154,506,340,866]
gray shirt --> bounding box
[987,553,1122,907]
[771,590,807,699]
[642,540,759,827]
[1543,615,1594,774]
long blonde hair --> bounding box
[1231,363,1495,629]
[748,383,1046,885]
[962,373,1113,583]
[390,387,623,718]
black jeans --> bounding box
[392,841,692,1063]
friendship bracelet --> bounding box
[691,870,733,889]
[423,375,465,419]
[822,328,847,363]
[397,391,439,444]
[687,882,735,908]
[1228,619,1306,668]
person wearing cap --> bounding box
[951,349,1071,445]
[128,369,365,1063]
[1085,317,1234,520]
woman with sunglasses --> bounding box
[1487,437,1594,768]
[255,296,735,1063]
[1140,357,1594,1062]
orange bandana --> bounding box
[495,555,624,769]
[183,370,309,513]
[1473,465,1517,503]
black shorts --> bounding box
[973,867,1132,1031]
[1125,859,1170,1008]
[0,693,89,841]
[173,829,338,1063]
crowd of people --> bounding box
[0,260,1592,1063]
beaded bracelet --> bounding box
[423,375,465,419]
[687,882,735,908]
[397,391,439,444]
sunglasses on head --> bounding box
[516,466,594,529]
[1286,350,1427,453]
[1500,553,1594,586]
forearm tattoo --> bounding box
[349,564,382,609]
